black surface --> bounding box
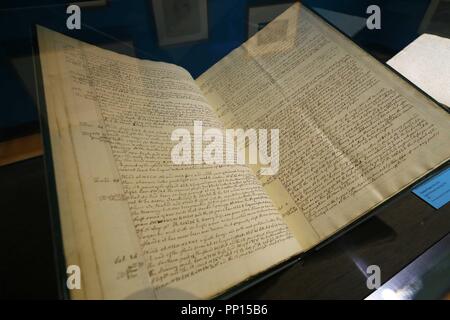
[0,156,448,299]
[0,0,435,138]
[0,157,59,299]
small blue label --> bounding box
[412,166,450,209]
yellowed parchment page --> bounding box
[196,3,450,249]
[37,25,302,299]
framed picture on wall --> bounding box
[247,1,294,39]
[151,0,208,47]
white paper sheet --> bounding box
[388,33,450,108]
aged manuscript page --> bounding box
[197,3,450,249]
[37,26,301,299]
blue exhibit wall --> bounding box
[0,0,431,138]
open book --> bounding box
[36,3,450,299]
